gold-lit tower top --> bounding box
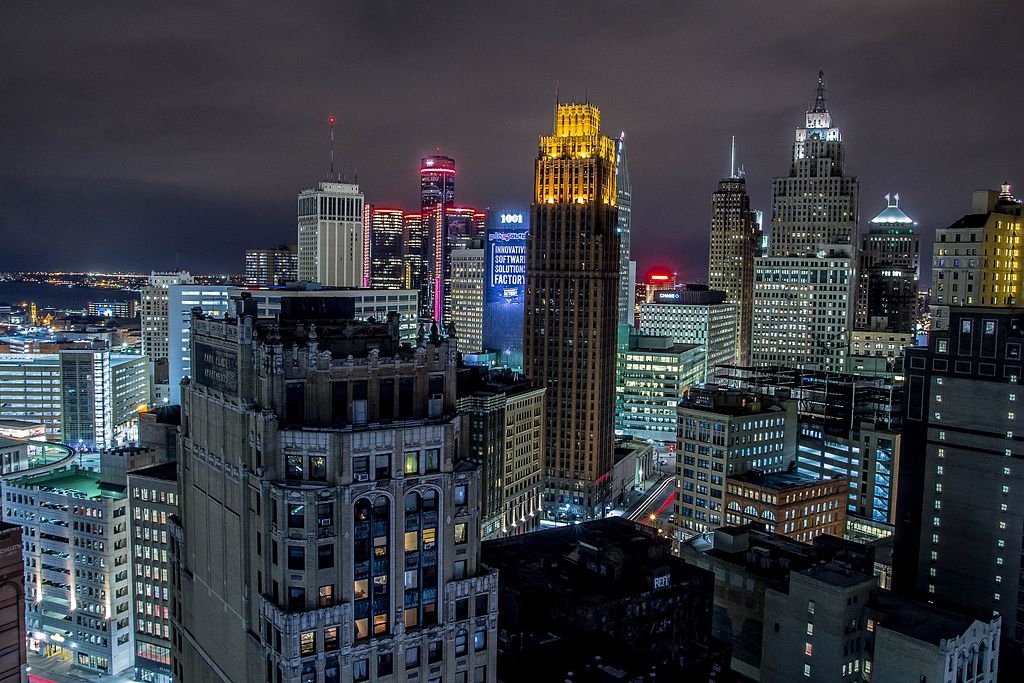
[536,102,618,205]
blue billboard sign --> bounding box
[483,211,529,371]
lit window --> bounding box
[300,630,316,657]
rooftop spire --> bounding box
[812,70,828,113]
[730,135,736,179]
[328,115,336,179]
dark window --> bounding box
[288,546,305,571]
[285,383,305,426]
[456,598,469,621]
[288,587,305,611]
[398,378,415,418]
[377,653,393,676]
[375,453,391,479]
[427,640,442,664]
[379,380,395,421]
[353,658,369,682]
[475,593,488,616]
[318,544,334,569]
[331,382,348,427]
[317,503,333,528]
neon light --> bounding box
[420,168,456,174]
[650,274,670,282]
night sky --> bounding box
[3,2,1022,283]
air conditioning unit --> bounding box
[354,473,369,482]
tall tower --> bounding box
[708,140,757,364]
[525,101,620,522]
[769,71,859,256]
[752,72,858,371]
[615,134,633,325]
[296,180,365,287]
[856,194,920,331]
[366,206,406,289]
[419,155,456,320]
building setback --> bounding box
[525,102,621,522]
[171,296,497,682]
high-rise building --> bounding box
[437,207,482,326]
[297,181,365,287]
[457,369,545,540]
[856,194,920,332]
[768,71,859,257]
[709,156,757,364]
[171,297,498,682]
[752,71,859,371]
[525,102,621,522]
[893,307,1023,647]
[615,134,633,326]
[4,463,133,676]
[449,246,485,354]
[402,212,425,296]
[244,245,298,287]
[636,287,737,380]
[482,210,529,372]
[615,332,704,443]
[141,271,193,404]
[87,299,137,318]
[127,462,177,683]
[419,155,457,320]
[366,207,405,289]
[931,185,1022,330]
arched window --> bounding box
[353,496,390,640]
[744,505,758,517]
[403,488,440,629]
[727,501,741,511]
[761,510,776,522]
[455,628,468,656]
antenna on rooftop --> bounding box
[730,135,736,179]
[328,116,336,179]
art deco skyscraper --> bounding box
[752,72,859,371]
[524,102,620,522]
[709,143,757,364]
[297,180,365,287]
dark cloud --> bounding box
[2,1,1022,282]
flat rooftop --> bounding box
[731,469,838,491]
[8,466,123,500]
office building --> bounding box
[894,307,1024,647]
[482,210,529,372]
[768,71,858,256]
[171,296,497,682]
[141,271,194,404]
[401,212,425,296]
[166,284,232,405]
[457,369,545,540]
[847,328,915,375]
[3,464,132,676]
[753,71,858,372]
[856,194,920,332]
[0,520,25,683]
[433,206,482,327]
[675,384,798,539]
[244,245,298,287]
[418,155,456,320]
[724,469,846,543]
[615,134,633,326]
[366,207,405,290]
[932,185,1022,330]
[127,462,177,683]
[709,165,758,365]
[615,332,704,443]
[449,247,485,354]
[297,180,365,287]
[0,350,147,448]
[637,287,737,380]
[482,517,728,681]
[525,102,621,522]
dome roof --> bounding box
[870,193,916,225]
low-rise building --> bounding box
[725,469,847,543]
[611,436,654,509]
[482,517,729,681]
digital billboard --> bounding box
[483,210,529,371]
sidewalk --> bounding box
[26,652,137,683]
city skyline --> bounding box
[2,3,1023,282]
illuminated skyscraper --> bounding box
[402,212,424,292]
[709,143,757,364]
[419,155,456,319]
[525,101,620,521]
[245,245,298,286]
[366,206,405,289]
[752,72,858,371]
[296,181,365,287]
[856,194,920,332]
[615,134,633,325]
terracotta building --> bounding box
[725,470,846,543]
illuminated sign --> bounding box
[499,213,524,224]
[655,291,681,302]
[484,211,530,371]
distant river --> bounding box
[0,282,137,311]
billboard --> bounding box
[483,211,529,371]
